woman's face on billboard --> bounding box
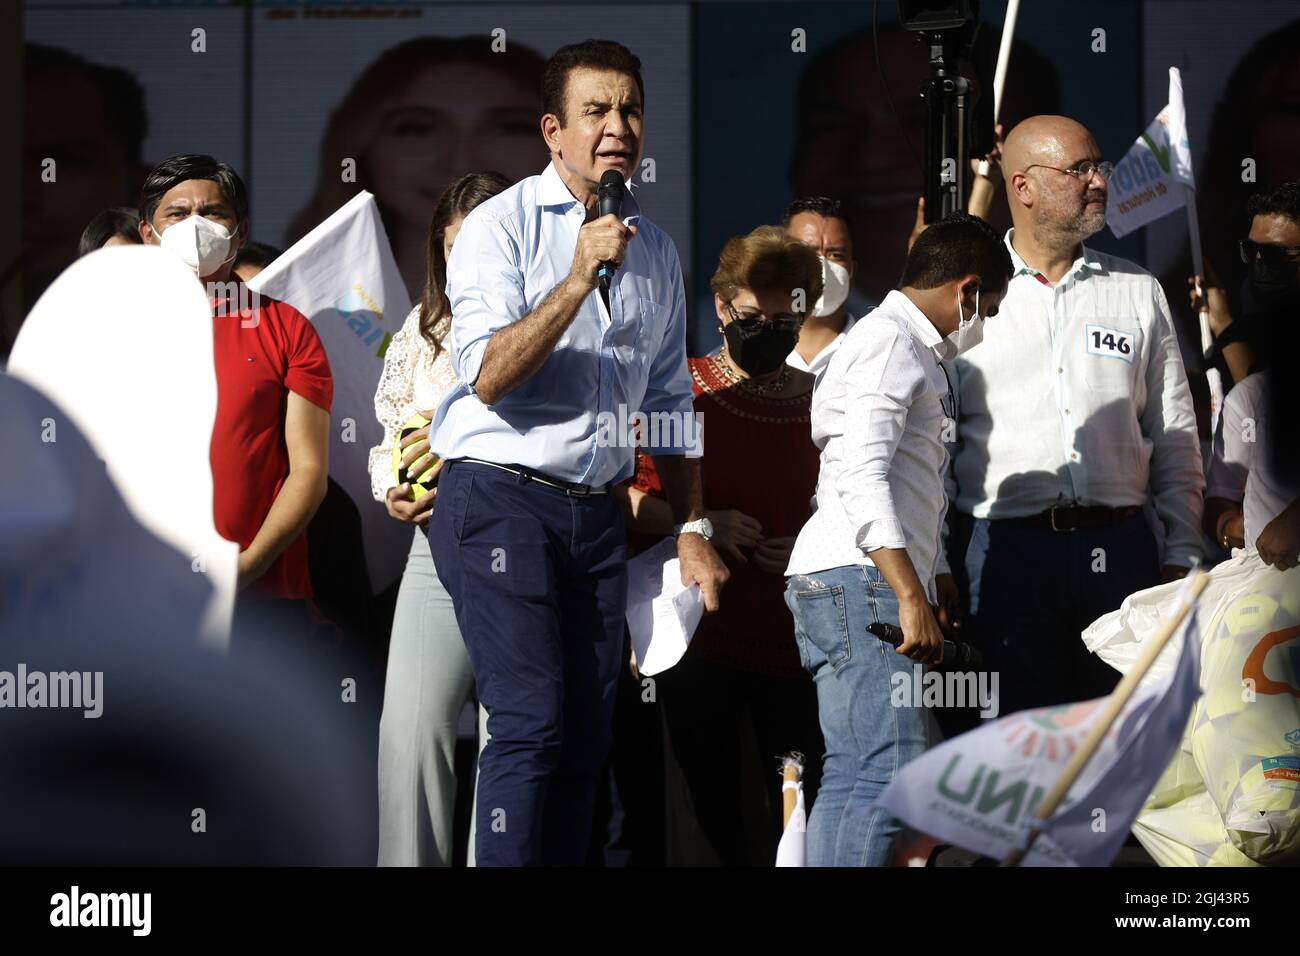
[364,60,541,236]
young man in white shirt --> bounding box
[785,212,1011,867]
[943,116,1204,716]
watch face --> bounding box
[700,517,714,538]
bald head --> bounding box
[1002,115,1097,174]
[1004,114,1107,248]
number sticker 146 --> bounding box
[1085,324,1134,363]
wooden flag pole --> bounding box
[781,754,803,828]
[1001,569,1210,866]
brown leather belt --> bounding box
[1006,503,1143,533]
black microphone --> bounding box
[866,622,984,670]
[596,169,625,294]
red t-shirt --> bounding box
[209,284,333,600]
[632,356,820,677]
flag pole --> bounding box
[1186,187,1215,358]
[967,0,1013,213]
[992,0,1020,123]
[781,754,803,828]
[1001,569,1210,866]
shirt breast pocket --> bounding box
[1082,322,1141,393]
[636,298,663,351]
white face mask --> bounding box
[154,214,236,276]
[812,257,851,317]
[939,285,985,359]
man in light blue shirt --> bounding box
[428,39,728,867]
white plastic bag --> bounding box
[1082,553,1300,865]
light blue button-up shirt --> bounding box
[431,162,700,486]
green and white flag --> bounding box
[1107,67,1196,239]
[249,192,412,594]
[875,606,1203,866]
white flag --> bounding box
[875,609,1203,866]
[249,192,413,594]
[1107,67,1196,239]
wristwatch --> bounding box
[673,517,714,540]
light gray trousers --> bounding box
[378,528,487,866]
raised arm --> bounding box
[455,212,636,406]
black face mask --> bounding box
[1248,256,1300,309]
[724,320,798,377]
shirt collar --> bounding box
[882,289,944,350]
[535,161,641,221]
[1004,228,1105,284]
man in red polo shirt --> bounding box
[139,155,332,621]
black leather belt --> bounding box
[457,458,609,497]
[1007,503,1143,533]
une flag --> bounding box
[249,192,413,594]
[875,608,1203,866]
[1107,67,1196,239]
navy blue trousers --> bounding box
[963,510,1160,716]
[429,460,628,866]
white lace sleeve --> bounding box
[368,306,423,502]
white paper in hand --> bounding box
[625,537,705,676]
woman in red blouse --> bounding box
[622,225,826,865]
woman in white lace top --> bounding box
[371,172,509,866]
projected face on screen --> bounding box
[22,45,146,312]
[288,38,547,302]
[788,26,1058,304]
[363,61,539,260]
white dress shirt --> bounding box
[786,311,858,380]
[431,162,698,487]
[368,304,460,502]
[947,230,1204,567]
[787,290,952,603]
[1207,372,1297,549]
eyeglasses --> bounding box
[725,302,801,333]
[1239,238,1300,267]
[1022,160,1115,182]
[938,361,956,422]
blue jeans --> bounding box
[784,564,928,867]
[429,460,627,867]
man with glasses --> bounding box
[785,212,1011,866]
[940,115,1204,716]
[1201,181,1300,571]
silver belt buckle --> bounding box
[1049,502,1074,533]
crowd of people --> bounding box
[22,30,1300,868]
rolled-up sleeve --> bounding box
[1141,280,1205,568]
[638,243,700,457]
[838,323,923,553]
[445,211,526,393]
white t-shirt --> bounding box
[1206,371,1299,549]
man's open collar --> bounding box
[536,161,641,223]
[1005,228,1107,283]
